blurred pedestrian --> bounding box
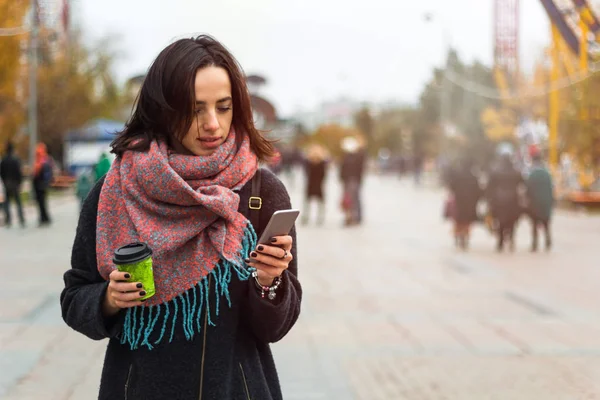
[340,136,366,226]
[301,144,329,225]
[486,152,524,252]
[75,169,93,210]
[32,143,53,227]
[94,152,111,182]
[0,141,25,228]
[60,35,301,400]
[526,150,554,251]
[448,157,482,250]
[413,151,424,186]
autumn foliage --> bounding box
[0,0,125,165]
[0,0,28,147]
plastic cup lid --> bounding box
[113,242,153,265]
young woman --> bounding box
[60,35,302,400]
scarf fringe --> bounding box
[119,222,257,351]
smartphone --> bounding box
[257,209,300,244]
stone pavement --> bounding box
[1,169,600,399]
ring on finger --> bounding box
[280,250,288,260]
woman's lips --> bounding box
[197,137,222,149]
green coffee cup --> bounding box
[113,242,155,301]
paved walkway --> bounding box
[1,169,600,399]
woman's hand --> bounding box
[102,270,146,317]
[246,235,293,286]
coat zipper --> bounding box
[239,363,252,400]
[124,364,133,400]
[198,275,211,400]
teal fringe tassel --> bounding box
[119,222,257,350]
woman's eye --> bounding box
[194,109,204,114]
[218,107,232,113]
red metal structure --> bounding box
[494,0,520,79]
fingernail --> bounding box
[124,273,131,279]
[251,252,258,258]
[244,258,251,263]
[270,237,277,243]
[257,245,264,251]
[136,283,143,289]
[139,291,146,296]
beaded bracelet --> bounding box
[252,272,282,300]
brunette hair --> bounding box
[111,35,274,161]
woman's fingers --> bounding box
[106,269,146,309]
[246,236,293,285]
[108,269,132,282]
[268,235,293,251]
[109,280,143,293]
[111,288,147,302]
[248,250,289,269]
[254,244,293,261]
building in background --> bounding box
[63,118,123,175]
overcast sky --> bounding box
[72,0,550,117]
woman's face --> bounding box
[179,66,233,156]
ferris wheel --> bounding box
[493,0,600,167]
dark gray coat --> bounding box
[60,168,301,400]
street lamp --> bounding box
[28,0,40,181]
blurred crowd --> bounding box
[441,144,554,252]
[2,134,556,251]
[266,136,367,228]
[0,141,54,228]
[0,139,113,228]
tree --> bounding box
[481,107,517,142]
[35,30,124,163]
[415,49,499,163]
[0,4,124,165]
[372,109,405,154]
[0,0,28,147]
[561,76,600,169]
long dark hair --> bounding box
[111,35,275,161]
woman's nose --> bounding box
[203,112,219,132]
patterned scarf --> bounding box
[97,129,258,350]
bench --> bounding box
[51,175,77,190]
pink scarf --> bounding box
[96,130,258,349]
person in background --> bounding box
[340,136,366,226]
[486,151,524,252]
[301,144,329,225]
[526,149,554,251]
[32,143,52,227]
[0,141,25,228]
[413,151,425,186]
[94,152,112,182]
[448,156,482,250]
[75,169,93,210]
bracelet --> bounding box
[252,272,282,300]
